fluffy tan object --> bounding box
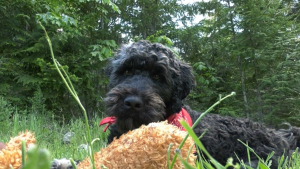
[77,121,196,169]
[0,131,36,169]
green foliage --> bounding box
[175,0,300,125]
[146,33,174,47]
[29,87,46,114]
[89,40,118,61]
[189,62,219,112]
[1,0,300,125]
[113,0,184,40]
[0,97,14,132]
[0,0,120,119]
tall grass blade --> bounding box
[70,158,78,169]
[237,139,270,168]
[38,22,96,169]
[167,143,173,169]
[180,120,224,169]
[179,156,196,169]
[169,92,236,169]
[22,144,51,169]
[13,112,19,135]
[21,140,26,166]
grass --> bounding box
[0,106,108,161]
[1,99,300,169]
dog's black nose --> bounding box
[124,96,143,110]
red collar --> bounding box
[99,108,193,132]
[166,108,193,131]
[99,116,116,132]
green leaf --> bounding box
[258,161,269,169]
[22,145,52,169]
[91,51,101,57]
[178,156,196,169]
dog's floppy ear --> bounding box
[162,46,195,101]
[155,44,195,101]
[168,57,195,114]
[177,61,195,100]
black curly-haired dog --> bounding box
[102,40,300,168]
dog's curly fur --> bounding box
[104,40,300,168]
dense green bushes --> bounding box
[1,0,300,125]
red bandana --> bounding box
[99,108,193,132]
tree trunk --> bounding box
[227,0,249,117]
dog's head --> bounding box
[105,40,195,133]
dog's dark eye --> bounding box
[124,70,132,76]
[153,74,160,80]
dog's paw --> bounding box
[51,158,79,169]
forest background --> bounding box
[1,0,300,127]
